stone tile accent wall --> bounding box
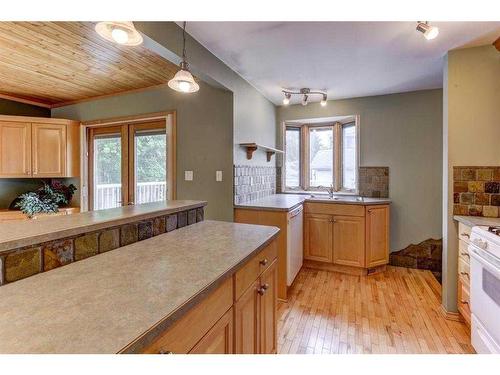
[0,207,205,286]
[390,238,443,282]
[359,167,389,198]
[234,165,277,204]
[453,166,500,217]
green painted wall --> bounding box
[442,45,500,312]
[277,89,444,254]
[52,81,234,221]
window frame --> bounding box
[282,117,359,194]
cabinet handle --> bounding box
[460,271,469,278]
[461,233,470,239]
[460,252,470,258]
[159,349,174,354]
[259,259,268,266]
[460,300,469,305]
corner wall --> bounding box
[277,89,444,253]
[442,45,500,312]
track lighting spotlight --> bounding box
[416,22,439,40]
[320,94,327,106]
[283,92,291,105]
[302,94,308,106]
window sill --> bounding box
[282,190,358,196]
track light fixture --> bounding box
[416,22,439,40]
[282,88,327,106]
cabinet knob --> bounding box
[159,349,174,354]
[257,288,265,296]
[259,259,268,266]
[261,283,269,290]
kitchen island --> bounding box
[0,220,279,353]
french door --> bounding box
[88,116,175,211]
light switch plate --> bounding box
[184,170,193,181]
[216,170,223,182]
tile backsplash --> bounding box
[453,166,500,217]
[234,165,277,204]
[359,167,389,198]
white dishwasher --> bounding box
[287,205,303,286]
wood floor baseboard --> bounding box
[439,305,464,322]
[303,260,386,276]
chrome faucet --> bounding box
[325,184,335,198]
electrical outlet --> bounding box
[216,170,223,182]
[184,170,193,181]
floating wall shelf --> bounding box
[239,143,284,162]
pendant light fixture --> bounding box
[168,22,200,93]
[95,21,143,46]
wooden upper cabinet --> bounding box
[304,214,333,262]
[32,123,66,177]
[366,205,390,267]
[333,216,365,267]
[0,121,31,177]
[259,260,278,354]
[0,116,80,178]
[234,280,260,354]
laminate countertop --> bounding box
[0,200,206,254]
[0,220,279,353]
[234,194,391,212]
[453,215,500,227]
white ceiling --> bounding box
[185,22,500,105]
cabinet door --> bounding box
[333,215,365,267]
[234,280,260,354]
[189,308,234,354]
[32,123,66,177]
[0,121,31,177]
[366,205,390,267]
[259,260,278,354]
[304,214,333,262]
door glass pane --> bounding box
[309,127,334,188]
[342,123,357,191]
[134,131,167,204]
[285,127,300,189]
[93,135,122,210]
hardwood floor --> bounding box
[277,266,474,354]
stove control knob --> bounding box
[473,238,488,250]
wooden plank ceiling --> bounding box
[0,22,180,108]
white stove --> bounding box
[469,225,500,354]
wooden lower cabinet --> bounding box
[190,309,234,354]
[234,280,260,354]
[304,214,333,262]
[333,215,365,267]
[303,203,390,273]
[139,239,278,355]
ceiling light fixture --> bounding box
[282,88,327,107]
[95,21,143,46]
[283,92,291,105]
[168,22,200,93]
[416,22,439,40]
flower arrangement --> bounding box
[14,180,77,218]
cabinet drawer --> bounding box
[304,202,364,217]
[458,257,470,283]
[458,239,470,264]
[458,222,472,244]
[141,277,233,354]
[234,240,277,300]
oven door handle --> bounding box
[470,247,500,279]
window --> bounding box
[284,121,358,193]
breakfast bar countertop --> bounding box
[234,193,391,212]
[0,220,280,354]
[0,200,207,254]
